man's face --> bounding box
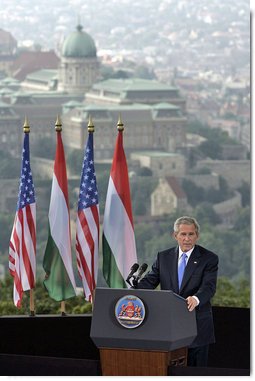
[173,223,199,252]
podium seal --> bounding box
[115,294,146,329]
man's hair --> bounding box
[173,216,200,234]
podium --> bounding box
[90,287,197,376]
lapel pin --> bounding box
[194,261,197,264]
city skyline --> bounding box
[0,0,250,78]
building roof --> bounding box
[132,151,180,158]
[62,24,97,58]
[166,176,186,199]
[11,50,59,81]
[0,28,17,54]
[93,78,178,93]
[25,69,57,83]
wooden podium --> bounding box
[90,288,197,376]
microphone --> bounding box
[136,263,148,281]
[131,263,148,288]
[126,263,139,285]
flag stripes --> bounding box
[9,132,36,308]
[76,132,99,302]
[102,128,137,288]
[43,129,76,302]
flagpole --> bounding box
[61,301,66,316]
[88,115,95,312]
[23,117,36,317]
[56,116,67,317]
[29,289,35,316]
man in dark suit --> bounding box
[136,216,219,367]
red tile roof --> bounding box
[165,176,186,199]
[11,50,59,80]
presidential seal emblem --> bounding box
[115,295,146,329]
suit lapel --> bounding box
[180,245,201,292]
[169,247,179,293]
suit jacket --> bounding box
[137,244,219,348]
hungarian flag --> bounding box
[102,123,137,288]
[43,129,76,301]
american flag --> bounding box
[76,132,99,302]
[9,133,36,308]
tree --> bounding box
[194,202,220,225]
[0,150,19,179]
[199,140,223,159]
[212,277,250,307]
[137,167,153,176]
[67,149,83,175]
[237,181,250,207]
[0,276,92,315]
[30,136,55,160]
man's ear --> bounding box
[172,232,177,241]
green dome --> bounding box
[62,24,97,58]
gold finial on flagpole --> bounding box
[55,114,62,132]
[87,115,95,133]
[23,116,30,133]
[117,113,124,131]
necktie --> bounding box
[178,253,187,290]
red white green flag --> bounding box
[43,129,76,301]
[102,123,137,288]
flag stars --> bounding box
[77,135,98,211]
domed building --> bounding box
[58,24,99,94]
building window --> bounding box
[2,133,6,143]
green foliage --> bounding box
[182,176,233,207]
[199,139,223,159]
[186,121,238,162]
[67,149,84,175]
[0,276,92,316]
[134,207,250,282]
[187,121,237,145]
[0,150,19,179]
[0,213,13,256]
[237,181,250,207]
[130,177,157,216]
[30,136,55,160]
[212,277,250,307]
[137,167,153,176]
[193,202,220,225]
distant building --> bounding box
[0,28,17,77]
[151,177,190,216]
[58,24,100,94]
[61,100,187,159]
[185,173,220,190]
[213,191,242,227]
[0,100,21,156]
[130,151,186,177]
[196,159,250,188]
[11,50,59,81]
[85,78,186,112]
[0,24,187,162]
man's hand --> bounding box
[186,296,198,311]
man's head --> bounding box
[173,216,200,252]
